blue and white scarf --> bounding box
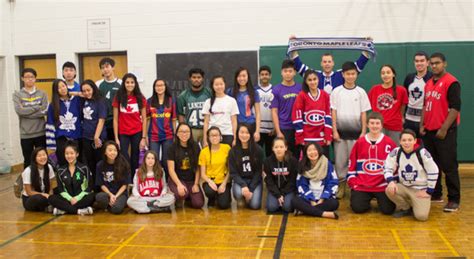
[287,37,376,59]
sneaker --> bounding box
[53,208,66,216]
[443,202,459,212]
[431,196,444,203]
[45,205,54,213]
[392,209,413,218]
[150,205,171,213]
[294,209,303,216]
[77,207,94,215]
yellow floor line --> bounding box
[391,229,409,259]
[20,240,119,247]
[435,229,460,256]
[283,247,450,253]
[106,226,145,259]
[256,215,273,259]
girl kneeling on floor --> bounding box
[127,150,175,213]
[48,141,94,215]
[292,142,339,219]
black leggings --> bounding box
[22,194,49,212]
[350,190,395,215]
[202,182,231,209]
[48,193,95,214]
[292,196,339,217]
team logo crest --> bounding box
[401,164,418,183]
[376,93,394,110]
[305,110,325,126]
[362,159,384,174]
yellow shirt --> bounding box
[198,144,231,184]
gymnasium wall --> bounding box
[0,1,472,166]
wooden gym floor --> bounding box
[0,166,473,258]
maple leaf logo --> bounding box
[59,111,77,132]
[83,106,94,120]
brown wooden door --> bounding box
[80,52,128,83]
[20,56,56,102]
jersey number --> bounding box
[425,101,432,112]
[189,110,204,127]
[243,162,251,173]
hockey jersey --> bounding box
[347,134,396,192]
[256,85,274,133]
[46,96,82,151]
[292,90,332,146]
[403,71,432,122]
[296,162,338,201]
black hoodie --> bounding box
[263,154,298,198]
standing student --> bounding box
[127,150,175,213]
[13,68,48,168]
[202,76,239,147]
[95,141,131,214]
[420,53,461,212]
[368,65,408,144]
[81,80,107,181]
[228,124,264,210]
[384,129,439,221]
[292,143,339,219]
[270,60,302,158]
[177,68,212,144]
[227,67,261,142]
[147,79,176,171]
[292,70,332,158]
[256,65,274,157]
[330,62,371,199]
[48,141,94,215]
[113,73,147,178]
[167,123,204,209]
[21,147,56,212]
[46,79,82,167]
[264,137,298,213]
[96,57,122,141]
[62,61,81,96]
[199,126,232,209]
[347,112,397,215]
[403,51,432,137]
[289,36,370,94]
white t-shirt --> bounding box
[202,95,239,135]
[21,164,55,196]
[330,85,371,139]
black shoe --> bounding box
[392,209,413,218]
[443,202,459,212]
[333,212,339,220]
[294,209,303,216]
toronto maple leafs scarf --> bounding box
[287,37,376,59]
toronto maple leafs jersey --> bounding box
[384,147,439,194]
[256,85,274,133]
[296,162,338,201]
[403,72,432,122]
[46,96,82,151]
[82,98,107,140]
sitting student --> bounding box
[95,141,131,214]
[264,137,298,213]
[48,141,94,215]
[21,147,56,212]
[384,129,439,221]
[167,123,205,209]
[292,142,339,219]
[229,123,264,210]
[347,112,397,215]
[127,150,175,213]
[199,126,232,209]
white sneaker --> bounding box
[53,208,66,216]
[77,207,94,215]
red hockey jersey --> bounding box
[292,90,332,146]
[347,134,396,192]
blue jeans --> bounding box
[232,180,262,210]
[119,132,141,178]
[150,139,173,176]
[266,191,294,213]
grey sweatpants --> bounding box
[334,139,356,181]
[127,193,175,213]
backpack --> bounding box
[13,174,23,198]
[396,147,425,170]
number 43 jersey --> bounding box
[177,87,212,129]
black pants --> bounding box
[56,137,81,167]
[282,129,298,159]
[119,133,141,179]
[22,194,49,212]
[202,182,231,209]
[21,136,46,168]
[292,196,339,217]
[350,190,395,215]
[404,119,421,138]
[422,128,460,203]
[106,126,115,142]
[82,138,103,188]
[48,193,95,214]
[221,135,234,147]
[258,132,274,157]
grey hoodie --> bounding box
[12,87,48,138]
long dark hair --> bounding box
[80,79,103,101]
[232,123,259,173]
[138,150,163,181]
[302,70,319,93]
[231,67,256,108]
[381,64,398,99]
[299,142,324,174]
[150,79,172,108]
[29,147,51,193]
[173,123,199,172]
[101,141,130,183]
[116,73,144,110]
[51,79,69,125]
[209,75,225,113]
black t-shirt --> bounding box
[167,144,199,182]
